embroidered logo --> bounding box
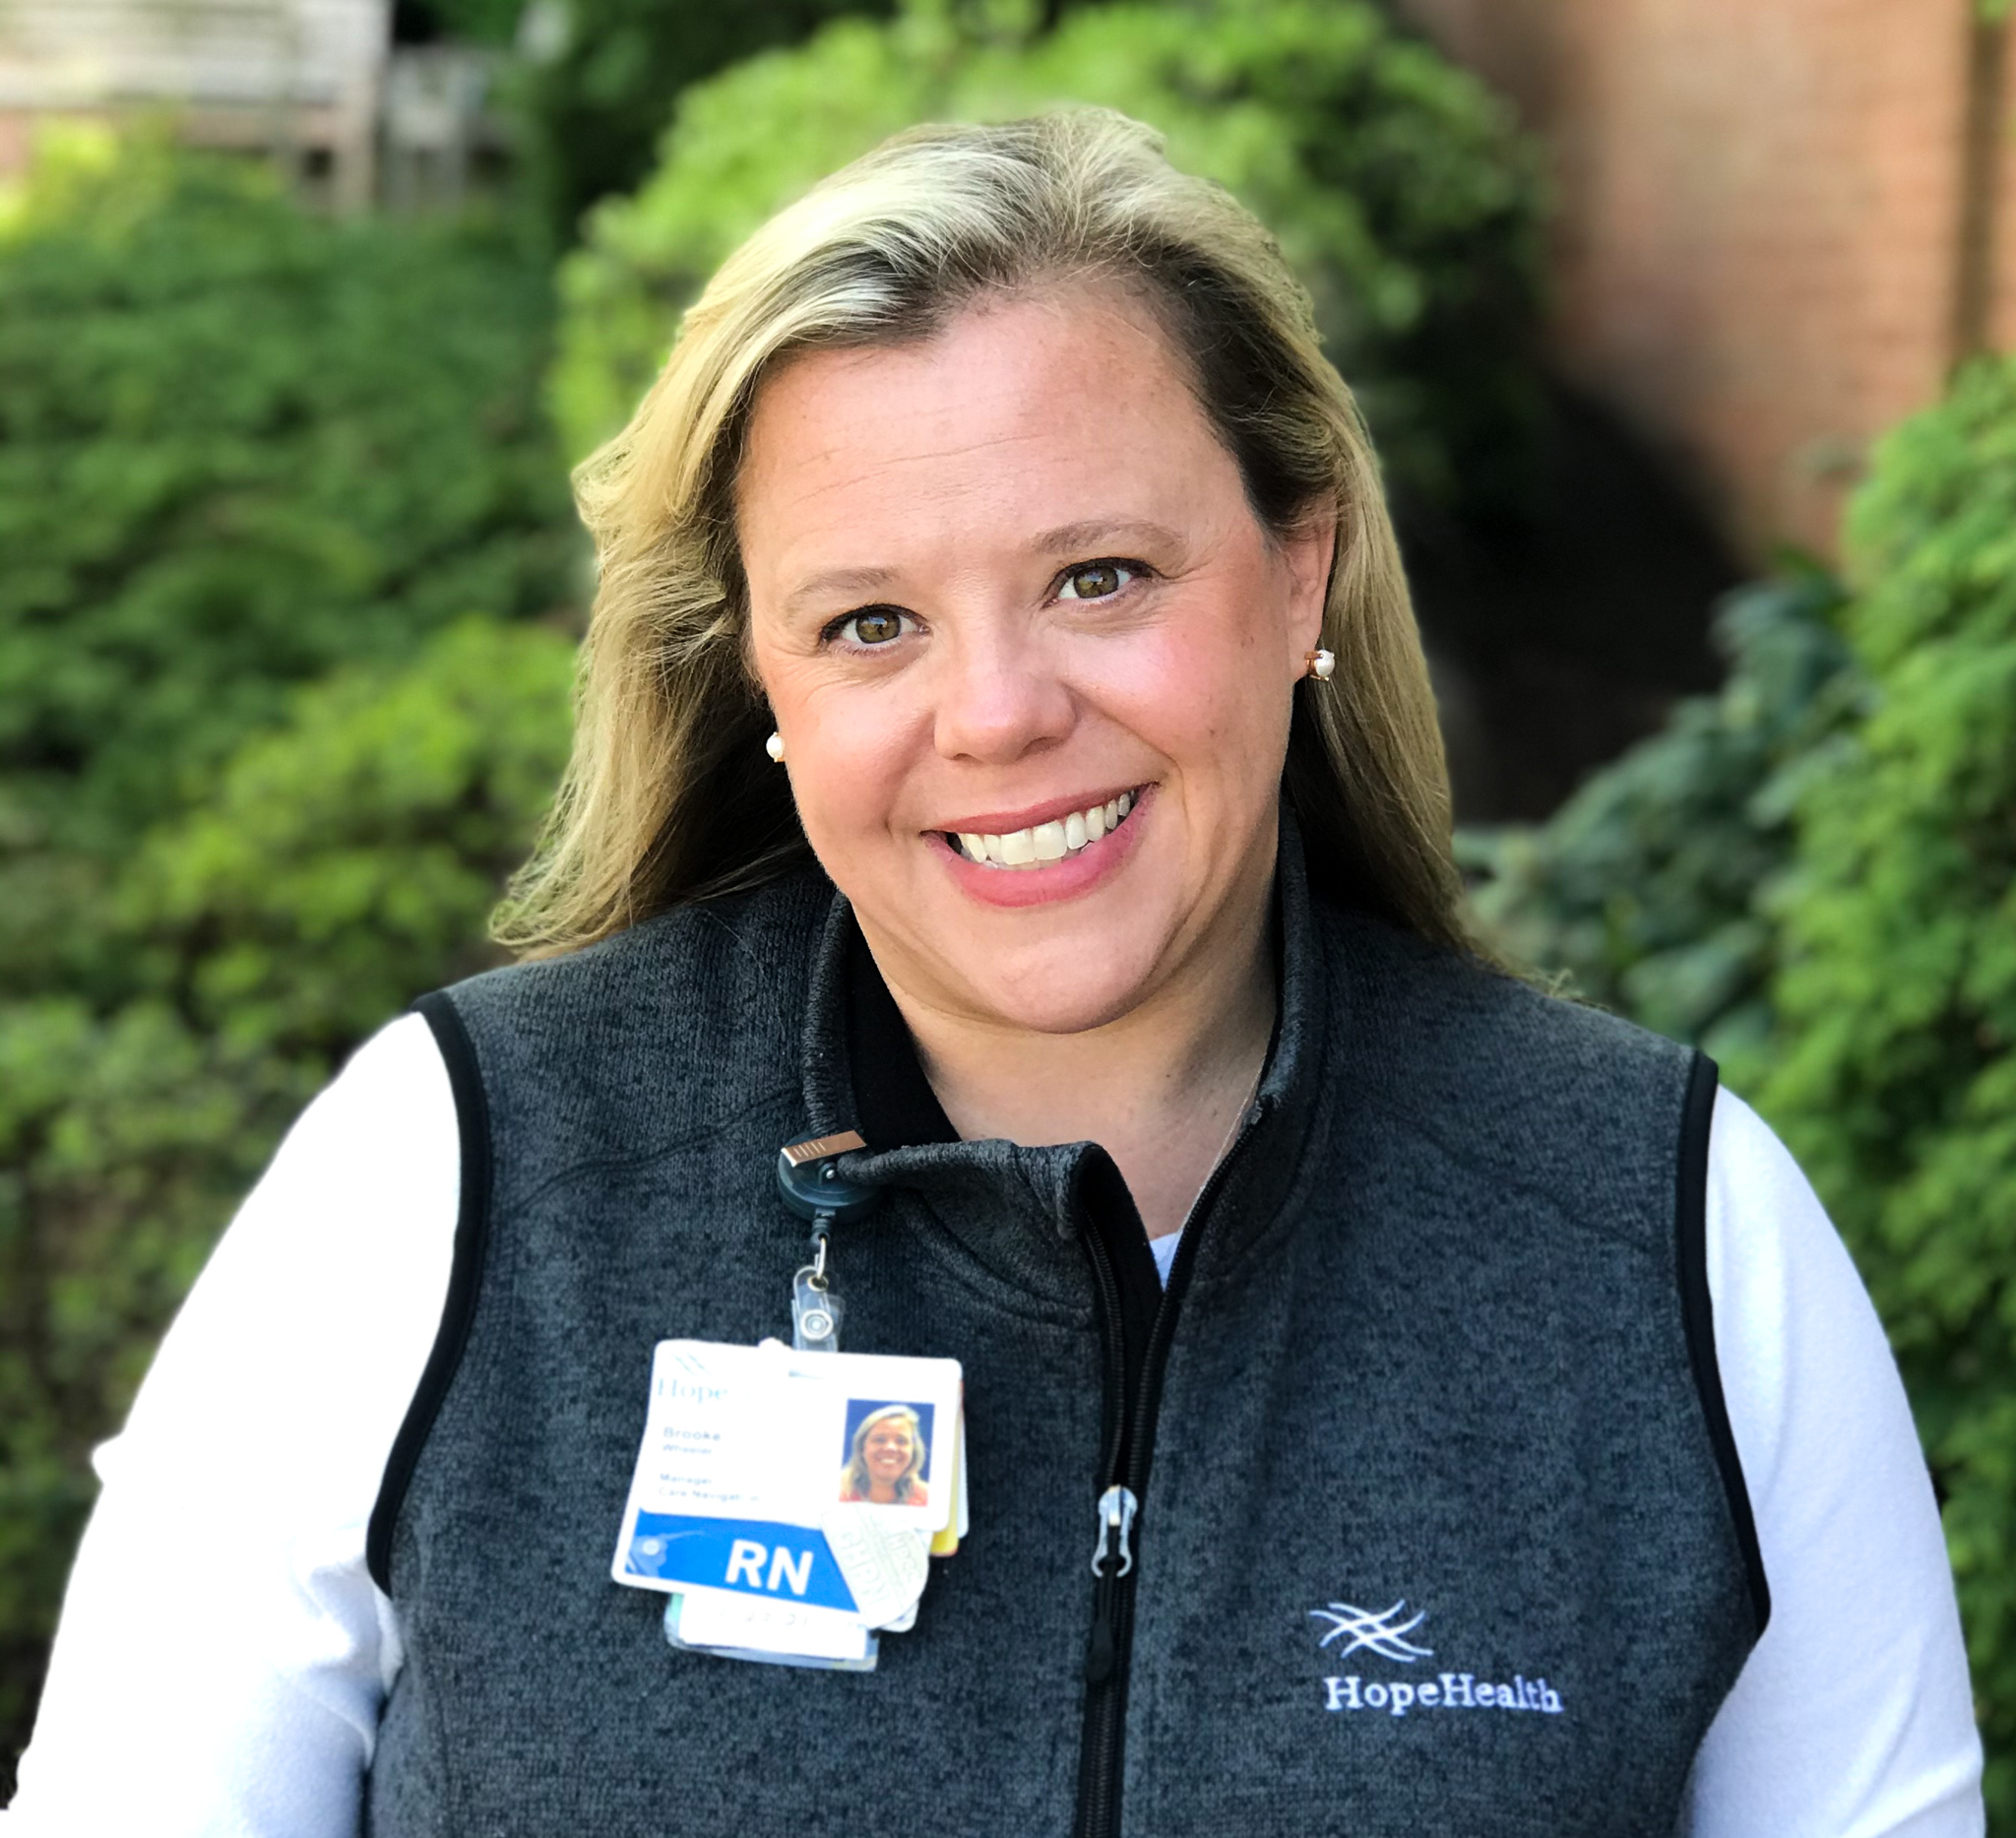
[1308,1600,1434,1663]
[1309,1594,1564,1720]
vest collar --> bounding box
[796,808,1337,1293]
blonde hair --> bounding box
[496,108,1464,956]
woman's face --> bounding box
[863,1418,915,1482]
[739,286,1331,1038]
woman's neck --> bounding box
[864,891,1277,1242]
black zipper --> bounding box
[1070,1110,1260,1838]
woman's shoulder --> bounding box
[451,866,837,1009]
[1322,899,1690,1067]
[430,867,838,1071]
[406,868,842,1187]
[1314,901,1704,1232]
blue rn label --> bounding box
[624,1512,859,1613]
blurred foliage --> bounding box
[397,0,530,43]
[124,618,577,1060]
[1461,569,1861,1059]
[552,0,1545,517]
[1469,366,2016,1820]
[1749,360,2016,1820]
[0,133,571,903]
[0,133,578,1768]
[505,0,897,247]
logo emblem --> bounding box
[1308,1600,1434,1663]
[1308,1593,1565,1720]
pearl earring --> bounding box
[765,731,786,762]
[1304,648,1336,681]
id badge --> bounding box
[611,1340,964,1663]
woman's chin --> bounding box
[916,877,1204,1036]
[944,949,1175,1039]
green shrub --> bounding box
[551,0,1544,516]
[1753,359,2016,1820]
[0,131,574,993]
[126,618,577,1060]
[502,0,895,247]
[1462,569,1859,1057]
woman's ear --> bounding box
[1283,510,1338,665]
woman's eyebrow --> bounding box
[782,564,900,612]
[1032,517,1182,555]
[780,519,1180,611]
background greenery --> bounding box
[1,0,2011,1817]
[1461,567,1862,1059]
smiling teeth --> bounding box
[955,792,1135,868]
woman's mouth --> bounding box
[942,789,1140,870]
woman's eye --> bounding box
[837,607,909,647]
[1057,560,1137,602]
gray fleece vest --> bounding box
[364,832,1764,1837]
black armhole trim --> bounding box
[1675,1049,1771,1637]
[366,991,495,1595]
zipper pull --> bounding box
[1090,1485,1139,1578]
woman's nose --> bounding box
[928,628,1075,765]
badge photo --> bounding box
[836,1400,936,1509]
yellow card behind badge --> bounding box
[930,1402,965,1556]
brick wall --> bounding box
[1399,0,1989,563]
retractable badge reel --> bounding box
[776,1131,879,1353]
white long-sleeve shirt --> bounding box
[5,1014,1987,1834]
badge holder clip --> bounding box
[777,1131,878,1354]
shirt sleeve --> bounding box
[1683,1087,1984,1836]
[5,1012,459,1838]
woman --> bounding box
[839,1406,930,1506]
[10,111,1983,1834]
